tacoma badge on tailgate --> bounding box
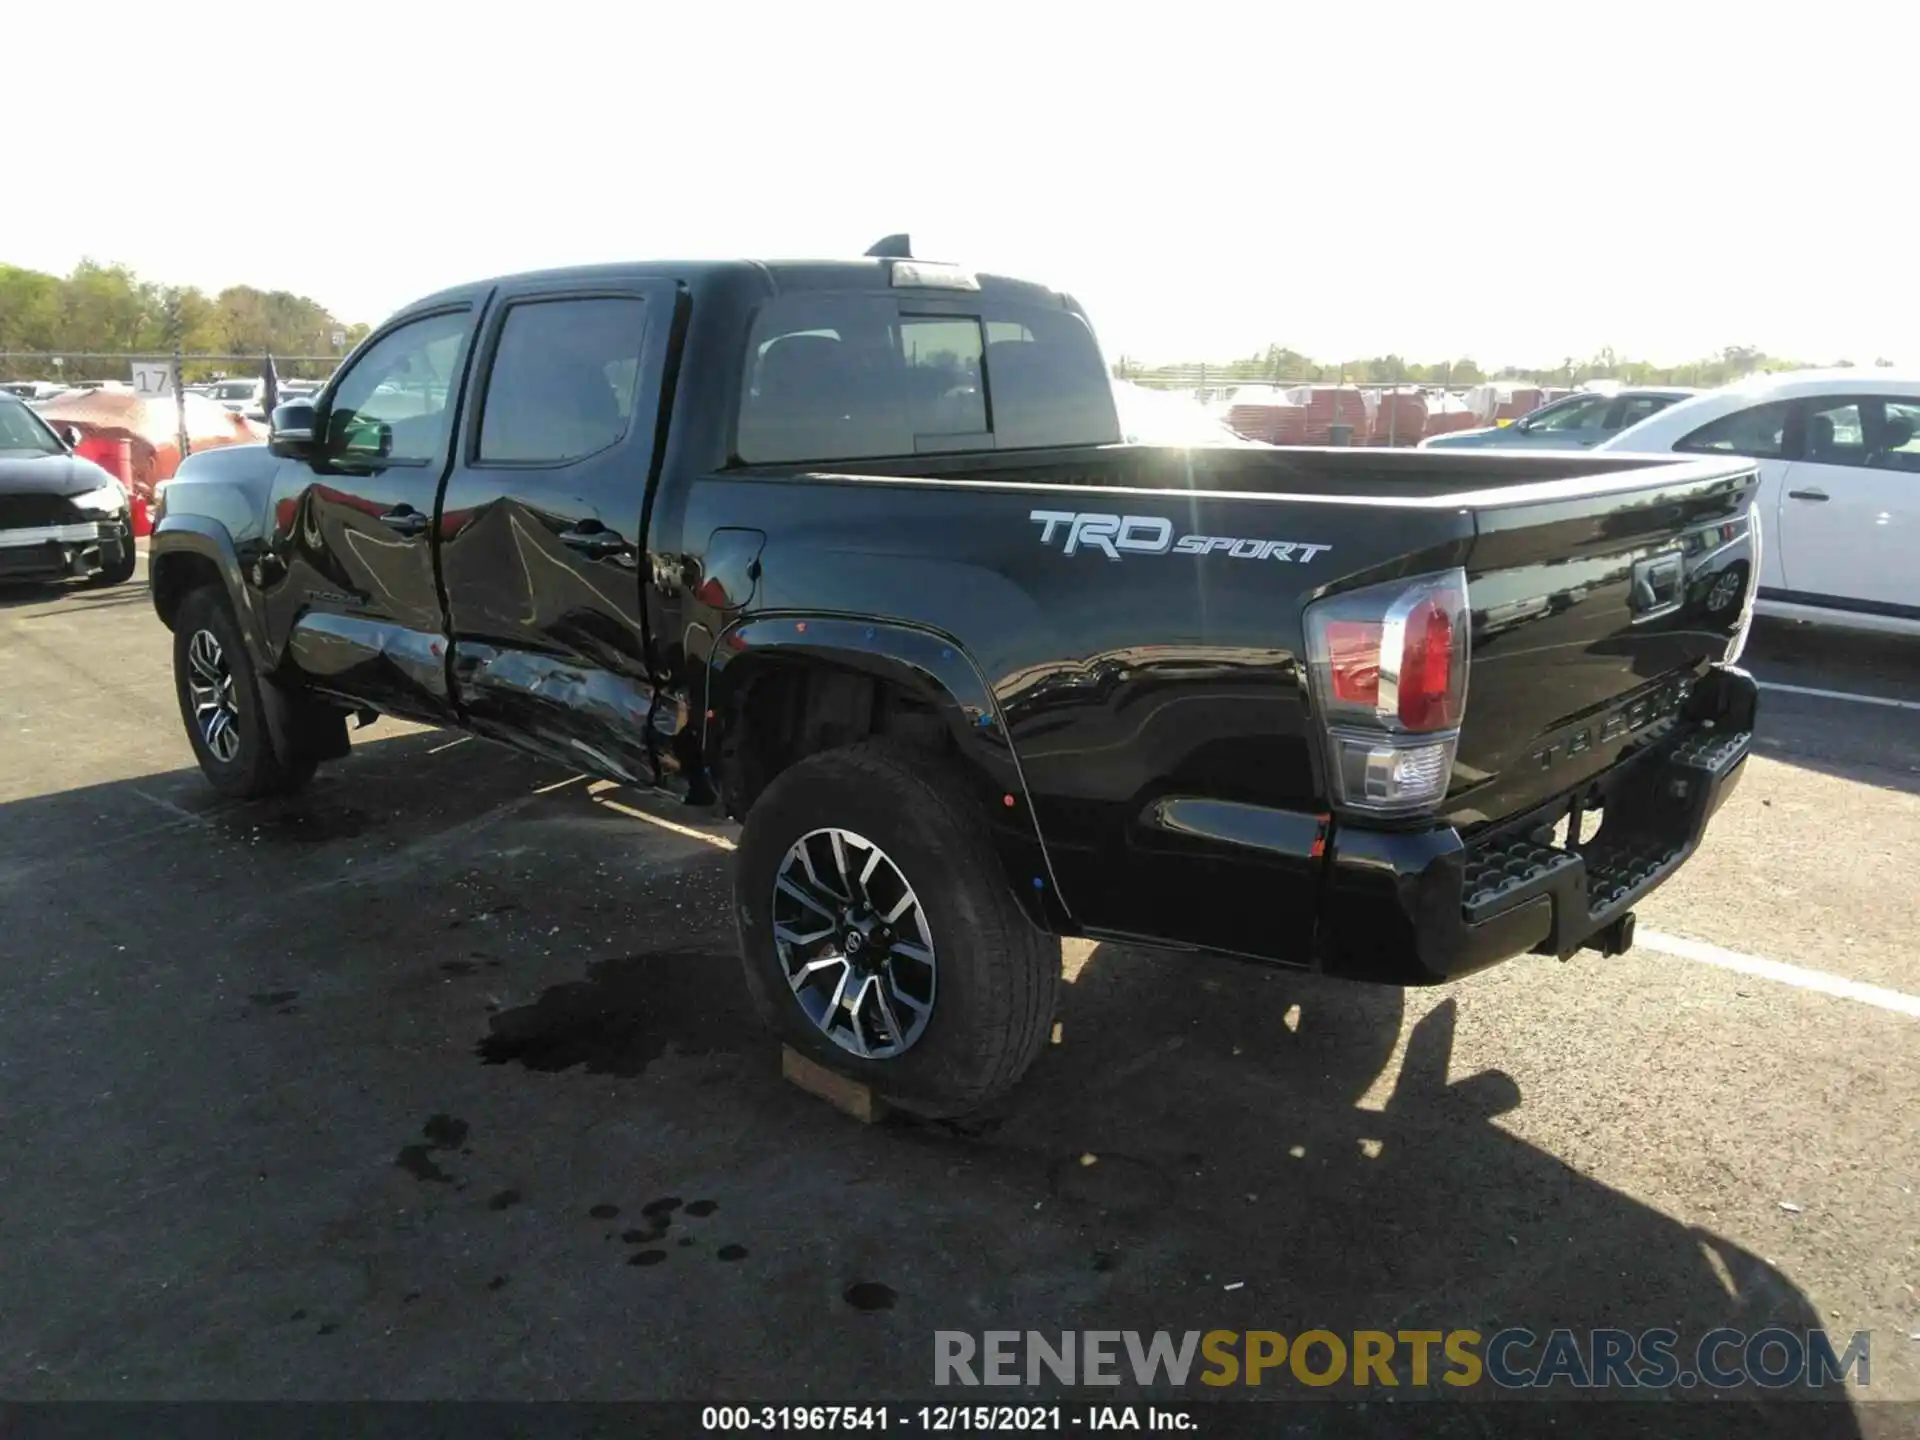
[1030,509,1330,563]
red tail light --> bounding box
[1304,568,1472,815]
[1397,595,1461,730]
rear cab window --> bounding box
[735,288,1119,465]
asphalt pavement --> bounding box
[1,556,1915,1435]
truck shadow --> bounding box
[866,944,1860,1424]
[0,733,1865,1425]
[0,577,152,613]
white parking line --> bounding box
[589,783,740,851]
[1756,680,1920,712]
[1638,929,1920,1018]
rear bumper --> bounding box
[0,518,131,580]
[1316,664,1757,984]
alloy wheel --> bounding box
[1706,569,1743,614]
[186,628,242,764]
[772,826,936,1059]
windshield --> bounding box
[1522,395,1611,432]
[0,396,63,456]
[214,382,258,400]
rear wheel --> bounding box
[172,586,321,799]
[735,741,1058,1117]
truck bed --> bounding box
[725,442,1759,851]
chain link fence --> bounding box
[1111,365,1581,447]
[1112,361,1484,403]
[0,350,344,459]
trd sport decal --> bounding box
[1030,510,1331,563]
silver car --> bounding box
[1420,387,1697,449]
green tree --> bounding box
[0,259,366,381]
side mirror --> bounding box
[268,399,318,459]
[56,423,83,450]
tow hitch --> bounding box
[1587,910,1637,958]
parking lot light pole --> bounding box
[174,347,191,462]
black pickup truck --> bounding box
[149,243,1760,1115]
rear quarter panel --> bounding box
[682,468,1476,961]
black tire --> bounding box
[86,523,137,587]
[735,740,1059,1118]
[172,585,320,799]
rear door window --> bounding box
[1611,395,1673,430]
[736,293,1117,464]
[1872,399,1920,473]
[476,297,647,464]
[1675,401,1793,459]
[1801,399,1869,467]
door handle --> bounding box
[1786,488,1829,502]
[559,525,629,556]
[379,506,429,536]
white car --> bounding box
[1598,370,1920,637]
[208,379,265,414]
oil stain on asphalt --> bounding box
[613,1195,731,1268]
[394,1114,470,1184]
[475,949,750,1076]
[843,1282,896,1312]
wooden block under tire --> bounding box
[781,1046,887,1124]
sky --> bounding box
[11,1,1914,369]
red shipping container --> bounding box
[1284,385,1371,445]
[1422,392,1482,438]
[72,434,151,534]
[1369,389,1429,446]
[1493,387,1544,422]
[1223,387,1308,445]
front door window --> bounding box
[324,310,471,467]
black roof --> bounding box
[400,256,1071,318]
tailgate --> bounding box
[1444,455,1759,833]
